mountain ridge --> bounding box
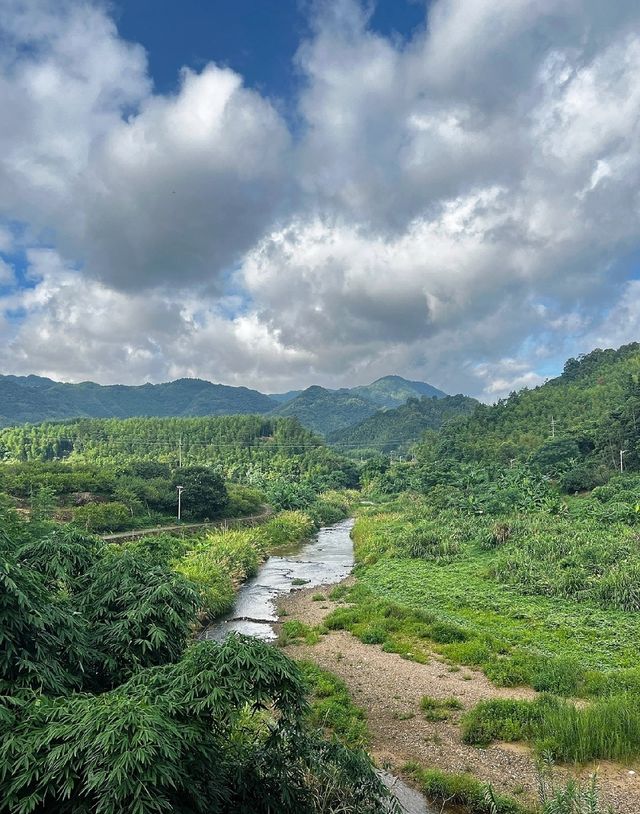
[0,372,447,432]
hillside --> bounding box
[270,386,378,435]
[270,376,448,436]
[351,375,446,407]
[0,375,275,426]
[420,342,640,480]
[328,394,478,455]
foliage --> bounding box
[0,503,390,814]
[73,500,132,532]
[171,465,228,520]
[328,394,478,457]
[0,373,275,427]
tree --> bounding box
[171,466,228,520]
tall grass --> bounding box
[463,694,640,764]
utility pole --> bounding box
[620,450,628,473]
[550,416,556,438]
[178,436,183,468]
[176,485,185,521]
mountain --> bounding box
[351,375,446,407]
[269,376,448,436]
[267,390,301,404]
[0,376,275,427]
[328,394,478,455]
[269,385,378,435]
[0,371,449,434]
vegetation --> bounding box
[0,374,275,426]
[0,499,391,814]
[328,393,478,456]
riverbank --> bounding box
[278,583,639,814]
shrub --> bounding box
[73,501,131,532]
[261,510,315,547]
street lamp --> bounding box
[176,485,185,521]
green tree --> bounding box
[172,466,228,520]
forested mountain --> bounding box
[0,373,447,432]
[416,342,640,485]
[270,376,448,435]
[0,376,275,426]
[328,394,478,455]
[270,386,379,435]
[351,375,446,406]
[267,390,301,404]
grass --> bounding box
[404,762,530,814]
[298,661,369,748]
[335,502,640,696]
[463,693,640,763]
[173,509,319,620]
[405,761,614,814]
[420,695,463,721]
[278,619,324,646]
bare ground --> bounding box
[277,583,640,814]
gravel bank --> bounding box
[278,583,640,814]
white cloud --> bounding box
[2,0,640,398]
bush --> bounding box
[260,511,315,547]
[73,501,131,532]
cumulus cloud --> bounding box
[2,0,640,398]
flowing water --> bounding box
[201,517,434,814]
[202,518,355,642]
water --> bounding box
[202,518,355,642]
[201,517,436,814]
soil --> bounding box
[277,582,640,814]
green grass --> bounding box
[298,661,369,748]
[404,763,530,814]
[420,695,464,721]
[278,620,323,646]
[463,694,640,763]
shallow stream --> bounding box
[201,518,434,814]
[202,518,355,641]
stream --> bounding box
[202,518,356,641]
[201,518,434,814]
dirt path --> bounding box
[278,584,640,814]
[100,506,271,542]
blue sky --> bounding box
[115,1,426,98]
[0,0,639,399]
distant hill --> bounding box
[267,390,301,404]
[328,394,478,454]
[270,376,448,436]
[0,371,450,434]
[270,385,378,435]
[0,375,275,427]
[351,375,446,407]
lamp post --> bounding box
[620,450,628,473]
[176,485,185,521]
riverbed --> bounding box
[202,517,355,641]
[201,517,433,814]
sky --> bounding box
[1,0,640,401]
